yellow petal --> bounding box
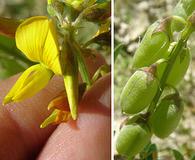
[47,92,70,111]
[43,20,62,75]
[40,109,72,128]
[15,16,62,75]
[3,64,54,104]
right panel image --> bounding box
[114,0,195,159]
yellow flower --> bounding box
[3,64,53,104]
[15,16,62,75]
[3,16,79,120]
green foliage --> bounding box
[172,149,184,160]
[0,35,32,80]
[114,43,124,62]
[0,58,25,79]
[139,143,158,160]
[0,0,45,80]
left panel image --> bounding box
[0,0,111,159]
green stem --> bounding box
[147,22,194,113]
[73,4,95,27]
[70,41,92,87]
[114,43,124,62]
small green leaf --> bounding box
[70,42,92,87]
[92,64,110,83]
[140,143,158,160]
[172,149,184,160]
[190,154,195,160]
[114,43,124,62]
[85,20,110,46]
[0,35,34,66]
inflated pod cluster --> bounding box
[116,123,152,158]
[149,94,184,138]
[117,0,194,157]
[120,68,158,114]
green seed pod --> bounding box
[120,68,158,114]
[156,47,191,86]
[170,16,186,33]
[116,123,152,158]
[149,94,184,138]
[132,21,170,69]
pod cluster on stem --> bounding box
[116,0,195,159]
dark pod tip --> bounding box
[121,113,150,129]
[143,65,157,75]
[152,17,173,40]
[163,93,183,108]
[154,17,172,32]
[188,11,195,28]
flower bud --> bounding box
[120,68,158,114]
[149,94,184,138]
[132,21,170,69]
[116,123,152,158]
[156,47,191,86]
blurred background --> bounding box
[0,0,47,80]
[114,0,195,159]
